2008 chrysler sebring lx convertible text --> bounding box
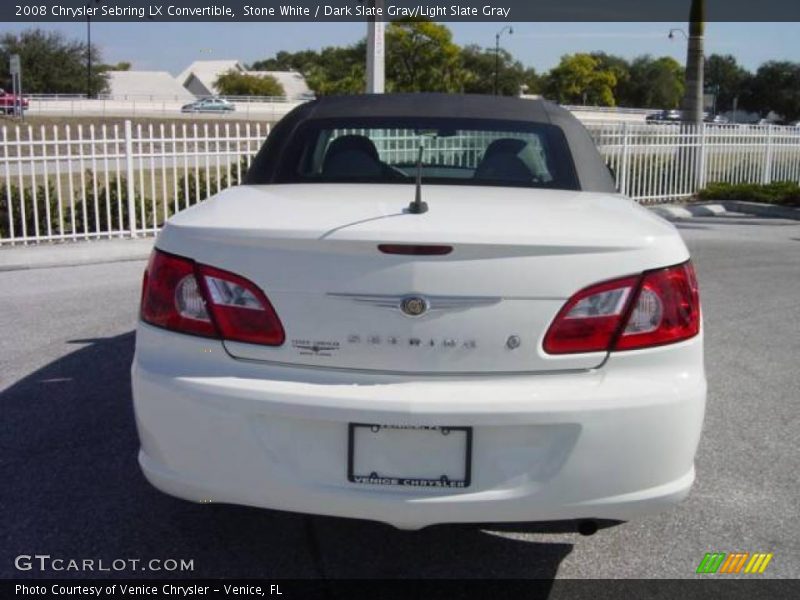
[131,94,705,530]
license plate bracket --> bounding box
[347,424,472,488]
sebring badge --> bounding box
[400,296,429,317]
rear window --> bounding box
[274,118,580,190]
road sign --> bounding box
[10,54,23,120]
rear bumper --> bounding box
[132,323,706,529]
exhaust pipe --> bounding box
[577,519,599,536]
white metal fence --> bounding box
[1,120,267,244]
[586,122,800,203]
[1,120,799,245]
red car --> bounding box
[0,88,28,114]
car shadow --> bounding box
[1,332,575,584]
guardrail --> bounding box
[23,98,303,120]
[16,95,773,125]
[563,105,655,115]
[1,120,799,245]
[25,93,308,103]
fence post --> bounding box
[619,122,630,196]
[124,120,137,238]
[698,122,707,190]
[762,125,774,184]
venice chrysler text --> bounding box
[14,584,269,597]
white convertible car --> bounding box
[132,94,705,530]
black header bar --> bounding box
[4,579,799,600]
[3,0,800,23]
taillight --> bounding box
[543,276,639,354]
[140,251,216,338]
[615,262,700,350]
[140,249,285,346]
[196,264,285,346]
[543,261,700,354]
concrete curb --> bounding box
[714,200,800,220]
[0,237,154,272]
[686,203,727,216]
[650,200,800,222]
[649,205,694,220]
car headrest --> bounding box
[474,138,533,183]
[482,138,528,159]
[322,135,382,178]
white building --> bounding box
[176,60,313,99]
[176,60,241,97]
[107,70,195,100]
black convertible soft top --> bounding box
[244,93,616,193]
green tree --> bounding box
[306,43,366,95]
[742,61,800,121]
[543,53,617,106]
[385,20,466,93]
[251,50,321,72]
[214,70,285,96]
[251,43,365,95]
[705,54,750,112]
[0,29,108,95]
[460,44,533,96]
[622,55,685,108]
[97,61,132,73]
[520,68,543,95]
[254,23,550,96]
[590,52,631,104]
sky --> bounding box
[3,21,797,75]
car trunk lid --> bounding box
[156,183,687,374]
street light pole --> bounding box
[672,0,706,193]
[668,28,688,40]
[366,0,385,93]
[87,15,92,98]
[86,1,102,99]
[682,0,706,127]
[668,25,705,123]
[494,26,513,95]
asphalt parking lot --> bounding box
[1,215,798,581]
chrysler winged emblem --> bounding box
[328,292,502,315]
[400,296,429,317]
